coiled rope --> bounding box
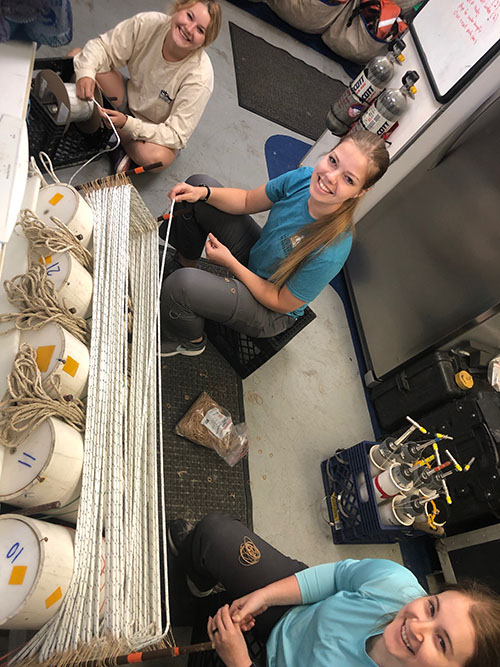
[0,263,90,344]
[17,208,93,273]
[0,343,85,445]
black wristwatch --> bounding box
[199,184,211,201]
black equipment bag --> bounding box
[395,391,500,536]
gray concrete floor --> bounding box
[37,0,402,648]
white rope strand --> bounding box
[68,100,121,186]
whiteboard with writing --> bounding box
[411,0,500,102]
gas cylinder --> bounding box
[326,38,406,136]
[352,70,419,138]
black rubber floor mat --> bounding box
[229,22,346,141]
[225,0,361,79]
[160,253,252,529]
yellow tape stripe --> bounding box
[48,193,64,206]
[9,565,27,585]
[63,356,79,377]
[45,586,63,608]
[36,345,55,373]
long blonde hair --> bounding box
[270,131,389,289]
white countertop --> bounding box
[0,40,36,120]
[0,41,36,246]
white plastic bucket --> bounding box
[39,252,93,318]
[36,183,93,249]
[0,224,30,398]
[360,464,414,505]
[379,494,415,527]
[0,417,83,525]
[20,322,89,399]
[0,515,75,629]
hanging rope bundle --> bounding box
[124,186,167,648]
[0,264,90,344]
[18,208,93,272]
[14,179,170,666]
[0,343,85,445]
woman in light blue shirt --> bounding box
[168,513,500,667]
[158,131,389,357]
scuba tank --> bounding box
[352,70,419,137]
[326,38,406,136]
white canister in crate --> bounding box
[359,463,413,505]
[368,444,389,476]
[379,494,415,527]
[36,183,93,249]
[369,444,392,474]
[0,417,83,524]
[38,252,93,319]
[0,515,75,629]
[357,471,370,502]
[21,322,89,399]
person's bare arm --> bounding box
[168,182,273,216]
[207,577,302,667]
[229,575,302,630]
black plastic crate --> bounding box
[28,57,112,170]
[321,441,423,544]
[205,306,316,378]
[160,248,316,378]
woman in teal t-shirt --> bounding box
[168,513,500,667]
[158,130,389,357]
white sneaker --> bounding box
[159,334,207,357]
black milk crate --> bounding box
[321,441,422,544]
[160,249,317,378]
[205,306,316,378]
[28,57,112,171]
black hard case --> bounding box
[369,350,468,432]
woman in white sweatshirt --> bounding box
[69,0,221,172]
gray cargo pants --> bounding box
[160,174,296,342]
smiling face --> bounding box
[309,139,370,216]
[168,1,211,55]
[379,591,475,667]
